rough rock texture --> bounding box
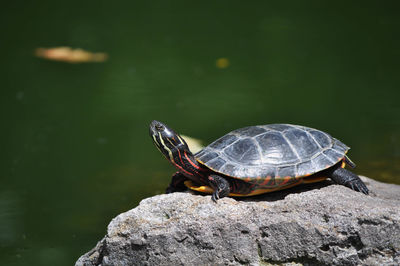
[76,177,400,266]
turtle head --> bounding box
[149,120,190,161]
[150,120,205,180]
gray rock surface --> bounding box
[76,177,400,265]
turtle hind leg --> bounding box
[328,167,369,195]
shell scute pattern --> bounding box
[283,128,320,159]
[255,131,298,164]
[323,149,344,161]
[195,124,349,180]
[224,138,261,165]
[276,165,296,178]
[296,160,316,177]
[208,134,237,149]
[236,126,266,137]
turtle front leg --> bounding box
[166,172,188,194]
[328,167,369,195]
[208,175,230,202]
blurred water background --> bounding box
[1,1,399,265]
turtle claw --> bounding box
[211,191,220,203]
[354,181,369,195]
[345,176,369,195]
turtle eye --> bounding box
[155,124,164,131]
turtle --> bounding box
[149,120,369,202]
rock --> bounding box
[76,177,400,266]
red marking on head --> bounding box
[177,148,184,165]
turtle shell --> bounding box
[195,124,349,180]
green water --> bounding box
[1,1,400,265]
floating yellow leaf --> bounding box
[35,47,108,63]
[216,57,230,69]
